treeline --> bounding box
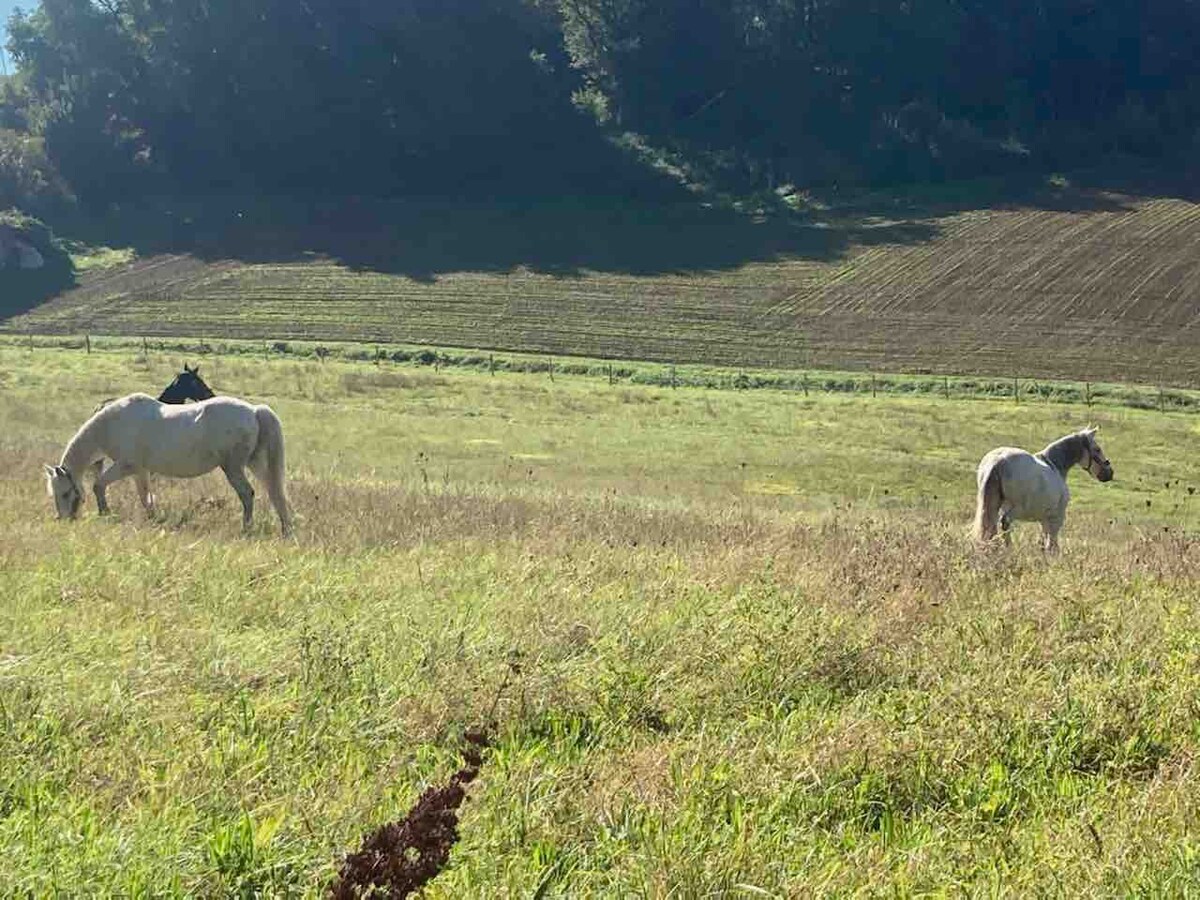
[4,0,1200,211]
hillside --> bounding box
[8,181,1200,386]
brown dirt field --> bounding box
[8,192,1200,385]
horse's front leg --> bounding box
[94,460,136,515]
[135,471,157,518]
[1042,518,1063,554]
[220,463,255,532]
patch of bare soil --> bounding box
[329,728,490,899]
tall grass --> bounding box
[2,345,1200,894]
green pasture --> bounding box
[2,343,1200,895]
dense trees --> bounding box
[3,0,615,202]
[4,0,1200,207]
[557,0,1200,189]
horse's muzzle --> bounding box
[1098,467,1114,482]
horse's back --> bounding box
[100,394,263,476]
[97,392,157,415]
[985,447,1066,520]
[160,395,257,420]
[977,447,1029,484]
[98,393,254,428]
[113,392,158,405]
[102,393,260,423]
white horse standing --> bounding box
[45,394,293,535]
[973,426,1113,552]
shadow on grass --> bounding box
[818,159,1200,219]
[0,257,76,321]
[14,153,1200,321]
[48,194,940,286]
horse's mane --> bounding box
[1036,432,1089,475]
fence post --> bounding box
[1013,377,1019,404]
[27,329,33,352]
[489,353,495,376]
[871,374,877,398]
[1085,381,1092,410]
[943,376,949,400]
[1159,385,1165,413]
[85,334,91,355]
[671,365,677,389]
[548,357,554,382]
[802,372,808,397]
[142,336,149,356]
[607,363,613,386]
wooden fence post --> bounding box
[1013,377,1019,404]
[871,374,877,398]
[943,376,949,400]
[85,334,91,354]
[607,363,613,386]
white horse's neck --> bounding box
[1038,433,1086,475]
[61,415,103,475]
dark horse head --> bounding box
[158,363,215,404]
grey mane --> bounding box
[1036,433,1089,475]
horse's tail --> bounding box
[250,404,293,536]
[972,461,1004,543]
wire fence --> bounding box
[6,331,1200,415]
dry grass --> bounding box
[3,346,1200,894]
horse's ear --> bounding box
[43,463,56,476]
[184,363,195,374]
[1086,424,1099,434]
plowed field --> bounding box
[9,191,1200,384]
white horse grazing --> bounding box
[973,426,1113,552]
[45,394,293,535]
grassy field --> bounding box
[9,185,1200,385]
[4,344,1200,894]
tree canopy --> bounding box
[5,0,1200,207]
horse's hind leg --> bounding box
[94,460,136,515]
[1000,509,1013,545]
[248,455,291,536]
[221,463,255,531]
